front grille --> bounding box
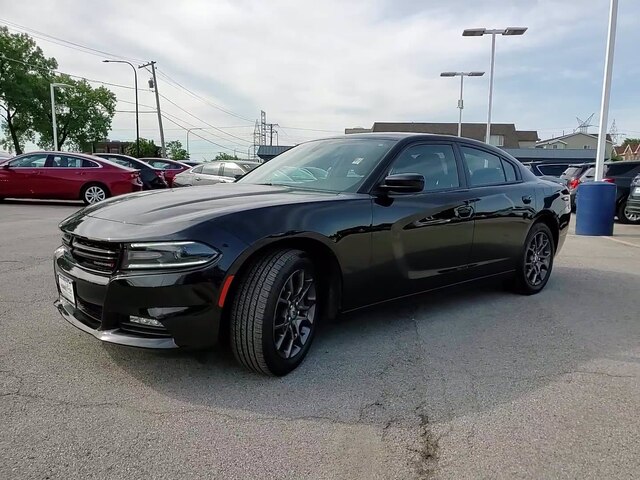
[67,235,122,273]
[119,320,172,338]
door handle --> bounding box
[454,205,474,219]
[195,177,201,181]
[522,195,532,204]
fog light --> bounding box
[130,316,163,327]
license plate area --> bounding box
[58,274,76,306]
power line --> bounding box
[0,54,138,91]
[160,114,236,153]
[0,19,145,64]
[157,92,253,145]
[155,69,255,123]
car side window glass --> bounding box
[9,154,48,168]
[462,147,507,186]
[202,163,220,175]
[50,155,84,168]
[224,164,243,177]
[108,157,132,168]
[191,165,203,174]
[502,159,517,181]
[388,144,459,192]
[82,159,100,168]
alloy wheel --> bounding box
[273,268,316,359]
[525,231,552,287]
[624,205,640,223]
[85,186,106,204]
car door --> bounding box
[198,163,226,185]
[370,142,476,301]
[459,144,532,277]
[0,154,50,198]
[40,154,90,198]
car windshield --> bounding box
[238,138,396,192]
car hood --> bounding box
[61,183,344,232]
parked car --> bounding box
[0,152,142,204]
[559,163,593,209]
[626,174,640,219]
[140,158,190,187]
[94,153,168,190]
[54,134,570,375]
[525,162,577,178]
[173,161,261,187]
[179,161,202,167]
[578,161,640,223]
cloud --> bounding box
[2,0,640,158]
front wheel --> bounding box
[230,249,319,376]
[513,223,555,295]
[81,184,109,205]
[617,199,640,225]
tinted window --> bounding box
[502,159,517,182]
[149,160,175,170]
[461,147,506,186]
[9,154,48,167]
[607,163,639,177]
[202,163,221,175]
[389,144,459,191]
[538,164,569,176]
[103,156,132,168]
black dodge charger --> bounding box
[54,134,571,375]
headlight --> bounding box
[122,241,220,269]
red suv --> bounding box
[0,152,142,204]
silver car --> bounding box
[173,161,260,187]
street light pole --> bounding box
[595,0,618,181]
[50,82,72,151]
[440,71,485,137]
[103,59,139,157]
[186,128,204,156]
[463,26,528,144]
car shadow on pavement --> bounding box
[103,266,640,426]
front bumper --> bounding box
[53,246,224,349]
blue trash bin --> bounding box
[575,181,616,236]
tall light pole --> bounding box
[440,71,485,137]
[50,82,72,151]
[186,128,204,156]
[463,27,527,144]
[103,59,139,157]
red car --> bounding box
[141,158,190,187]
[0,152,142,204]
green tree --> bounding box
[166,140,188,160]
[34,74,116,151]
[0,26,57,154]
[621,138,640,147]
[125,137,158,158]
[213,152,238,160]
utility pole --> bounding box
[139,61,166,158]
[266,123,279,146]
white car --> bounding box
[173,161,261,187]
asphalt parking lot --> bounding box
[1,200,639,479]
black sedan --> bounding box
[54,134,570,375]
[93,153,168,190]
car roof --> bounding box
[141,157,189,166]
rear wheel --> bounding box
[513,223,555,295]
[81,184,109,205]
[230,249,319,376]
[617,198,640,225]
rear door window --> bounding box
[461,147,507,186]
[191,165,204,174]
[607,163,639,177]
[202,163,221,175]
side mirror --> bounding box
[379,173,424,193]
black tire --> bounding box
[230,249,319,376]
[616,198,640,225]
[81,183,109,205]
[513,222,555,295]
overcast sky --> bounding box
[2,0,640,160]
